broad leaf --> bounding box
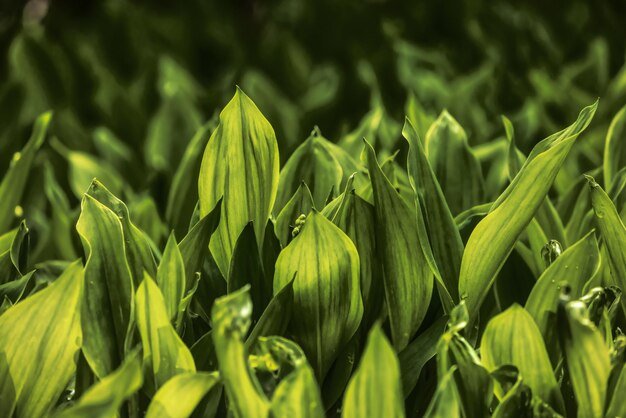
[157,233,186,321]
[604,104,626,190]
[145,372,219,418]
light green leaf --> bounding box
[423,367,461,418]
[459,101,598,323]
[481,304,564,413]
[156,233,186,321]
[77,193,134,378]
[604,105,626,190]
[0,260,82,418]
[136,274,196,390]
[606,364,626,418]
[342,323,405,418]
[198,87,280,277]
[424,110,484,215]
[273,211,362,379]
[211,286,269,418]
[145,372,219,418]
[587,176,626,315]
[404,117,463,307]
[0,111,50,233]
[365,140,433,350]
[558,297,611,418]
[55,350,142,418]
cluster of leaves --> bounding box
[2,79,626,418]
[3,2,626,418]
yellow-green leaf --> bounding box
[459,101,598,323]
[136,274,196,390]
[274,211,362,379]
[156,233,186,321]
[604,104,626,190]
[145,372,219,418]
[0,260,82,418]
[342,324,405,418]
[198,87,280,277]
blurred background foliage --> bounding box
[1,0,626,249]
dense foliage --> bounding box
[2,1,626,418]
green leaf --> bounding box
[0,111,50,233]
[342,323,405,418]
[424,110,484,215]
[55,350,142,418]
[198,87,280,277]
[43,162,77,260]
[604,105,626,190]
[480,304,565,413]
[404,117,463,307]
[273,211,363,379]
[0,221,29,283]
[136,274,196,390]
[245,278,294,351]
[525,231,600,361]
[77,193,134,378]
[587,176,626,315]
[0,260,82,418]
[274,127,357,213]
[558,296,611,418]
[459,101,598,323]
[145,372,219,418]
[606,364,626,418]
[365,140,433,350]
[166,118,216,237]
[423,367,461,418]
[211,286,269,418]
[156,233,186,321]
[398,316,448,397]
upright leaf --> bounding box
[342,324,406,418]
[604,105,626,190]
[77,193,134,378]
[273,211,362,379]
[0,111,50,233]
[145,372,219,418]
[156,233,186,321]
[365,140,433,350]
[459,101,598,322]
[0,260,82,418]
[198,87,280,277]
[136,275,196,390]
[424,110,483,214]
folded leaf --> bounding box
[0,260,82,418]
[198,87,280,277]
[156,233,186,321]
[77,193,134,378]
[459,101,598,322]
[365,140,433,350]
[55,350,142,418]
[342,324,405,418]
[145,372,219,418]
[273,211,362,379]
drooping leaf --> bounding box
[211,286,269,418]
[342,323,405,418]
[0,260,83,418]
[273,211,362,379]
[0,111,50,234]
[365,140,433,350]
[459,101,598,323]
[198,87,280,277]
[424,110,484,215]
[55,350,142,418]
[77,193,134,378]
[135,274,196,390]
[145,372,219,418]
[481,304,564,413]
